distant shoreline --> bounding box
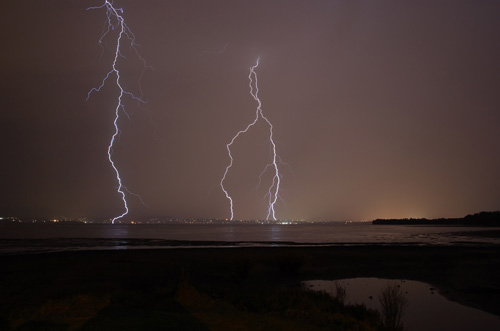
[2,211,499,226]
[372,211,500,226]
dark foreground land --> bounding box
[1,246,500,330]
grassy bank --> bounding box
[1,246,499,329]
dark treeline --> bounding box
[372,211,500,226]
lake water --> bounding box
[303,278,500,331]
[0,222,499,254]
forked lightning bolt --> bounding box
[220,57,283,220]
[87,1,148,224]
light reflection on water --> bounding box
[303,278,500,331]
[0,223,498,241]
[1,223,499,254]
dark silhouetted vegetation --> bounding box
[378,283,409,331]
[2,246,500,329]
[372,211,500,226]
[2,272,384,330]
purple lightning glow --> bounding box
[220,57,283,220]
[87,1,148,223]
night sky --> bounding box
[2,0,499,221]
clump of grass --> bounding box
[378,283,409,331]
[331,281,347,305]
[266,288,380,330]
[176,269,381,330]
[218,285,380,330]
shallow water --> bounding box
[303,278,500,331]
[1,222,499,254]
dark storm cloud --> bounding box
[1,0,499,221]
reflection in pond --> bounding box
[302,278,500,331]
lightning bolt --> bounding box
[220,57,283,220]
[87,1,148,224]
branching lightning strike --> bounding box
[87,0,148,223]
[220,57,283,220]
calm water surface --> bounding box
[304,278,500,331]
[1,222,499,254]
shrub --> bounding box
[378,283,409,331]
